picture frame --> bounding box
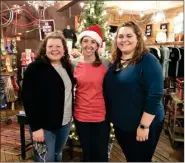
[145,24,152,37]
[39,19,55,40]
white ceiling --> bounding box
[105,1,183,14]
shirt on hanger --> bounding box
[177,48,184,77]
[160,47,170,78]
[168,47,181,78]
[149,48,162,64]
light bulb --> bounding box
[80,2,84,8]
[119,9,123,16]
[140,11,144,18]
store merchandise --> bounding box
[12,39,18,54]
[0,76,7,109]
[6,39,13,54]
[5,56,13,73]
[1,38,7,55]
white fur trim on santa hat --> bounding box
[78,30,102,46]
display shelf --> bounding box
[1,71,17,76]
[167,92,184,148]
[176,115,184,119]
[168,126,184,142]
[170,92,183,104]
[146,41,184,46]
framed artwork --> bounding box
[39,19,55,40]
[145,24,152,37]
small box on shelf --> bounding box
[176,78,184,100]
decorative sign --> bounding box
[145,24,152,37]
[39,19,55,40]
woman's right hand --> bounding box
[71,51,82,58]
[32,128,44,142]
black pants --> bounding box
[114,121,164,162]
[74,119,110,162]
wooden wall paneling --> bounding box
[106,5,183,44]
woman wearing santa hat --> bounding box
[72,24,110,162]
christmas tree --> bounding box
[78,0,112,54]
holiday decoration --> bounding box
[78,24,103,46]
[78,0,112,53]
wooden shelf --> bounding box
[176,115,184,119]
[1,71,17,76]
[168,126,184,142]
[146,41,184,46]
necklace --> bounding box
[120,58,132,68]
[120,58,132,62]
[114,58,132,72]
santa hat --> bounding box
[78,24,103,46]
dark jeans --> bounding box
[114,121,164,162]
[74,119,110,162]
[30,122,71,162]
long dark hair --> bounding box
[111,21,149,65]
[36,31,71,70]
[81,37,102,67]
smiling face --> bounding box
[116,26,138,56]
[81,36,99,57]
[46,38,64,63]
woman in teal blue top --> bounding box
[103,21,165,162]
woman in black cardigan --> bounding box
[21,31,74,162]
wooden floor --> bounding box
[0,108,184,162]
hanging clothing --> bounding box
[63,28,77,48]
[160,47,170,78]
[168,47,181,78]
[177,48,184,77]
[149,47,162,64]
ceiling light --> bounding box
[119,9,123,16]
[80,2,84,8]
[140,11,144,17]
[152,10,165,23]
[26,1,56,10]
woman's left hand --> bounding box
[136,126,149,142]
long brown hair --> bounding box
[36,31,71,70]
[80,37,102,67]
[111,21,149,65]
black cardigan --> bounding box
[21,56,74,132]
